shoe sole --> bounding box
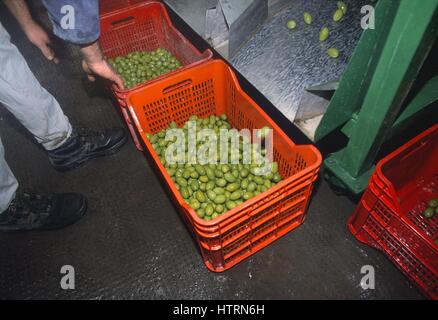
[52,134,128,172]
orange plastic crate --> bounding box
[99,1,213,151]
[99,1,213,107]
[126,60,322,272]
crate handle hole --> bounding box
[110,16,135,29]
[163,79,193,94]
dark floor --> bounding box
[0,3,425,300]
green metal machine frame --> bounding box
[315,0,438,194]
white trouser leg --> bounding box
[0,22,72,151]
[0,22,72,212]
[0,135,18,213]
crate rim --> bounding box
[374,123,438,213]
[126,59,322,229]
[100,0,160,18]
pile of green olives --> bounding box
[146,115,283,221]
[108,48,182,89]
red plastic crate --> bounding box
[126,60,322,272]
[99,1,213,150]
[348,124,438,299]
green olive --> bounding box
[423,207,435,219]
[428,199,438,208]
[333,9,344,22]
[319,27,330,42]
[303,12,312,25]
[328,48,340,58]
[338,1,347,14]
[286,20,297,30]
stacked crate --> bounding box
[349,124,438,299]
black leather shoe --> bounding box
[0,192,87,232]
[48,127,127,172]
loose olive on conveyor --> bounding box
[146,115,283,221]
[285,1,349,58]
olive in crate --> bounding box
[146,115,283,221]
[108,48,182,89]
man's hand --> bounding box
[81,42,124,90]
[82,59,124,90]
[4,0,58,63]
[24,23,59,63]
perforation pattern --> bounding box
[274,150,308,179]
[372,201,393,226]
[167,88,194,122]
[277,203,304,224]
[227,78,237,118]
[249,215,302,254]
[101,17,159,58]
[364,215,384,239]
[361,212,438,298]
[249,205,279,227]
[380,230,438,293]
[142,98,170,134]
[222,236,250,260]
[278,188,305,207]
[141,79,216,133]
[242,116,255,133]
[201,186,308,251]
[207,190,307,265]
[192,80,216,117]
[218,222,250,248]
[252,220,276,239]
[293,153,307,176]
[224,242,250,265]
[407,209,438,239]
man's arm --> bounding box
[3,0,58,62]
[5,0,123,89]
[41,0,123,89]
